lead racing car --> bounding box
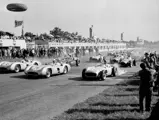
[0,59,41,73]
[82,64,118,81]
[24,61,71,78]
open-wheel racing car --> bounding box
[82,64,118,81]
[119,58,134,67]
[0,59,41,73]
[24,61,71,78]
[110,56,122,64]
[89,54,103,62]
[61,56,80,66]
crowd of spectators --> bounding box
[0,46,97,60]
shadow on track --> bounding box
[0,71,14,74]
[10,74,61,80]
[10,75,41,80]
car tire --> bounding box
[112,67,117,77]
[14,65,21,73]
[63,66,68,74]
[82,69,86,79]
[45,69,51,78]
[76,60,80,66]
[133,60,136,66]
[99,70,107,81]
[128,62,132,67]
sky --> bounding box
[0,0,159,41]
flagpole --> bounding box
[21,16,24,38]
[21,21,24,38]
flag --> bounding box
[15,20,23,27]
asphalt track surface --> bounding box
[0,55,137,120]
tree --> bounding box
[0,31,5,37]
[50,27,63,39]
[5,32,14,37]
[24,32,36,39]
[39,33,52,40]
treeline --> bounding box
[0,27,85,42]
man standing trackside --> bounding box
[138,63,153,112]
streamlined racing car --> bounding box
[82,64,117,81]
[24,62,71,78]
[0,59,41,73]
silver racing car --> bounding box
[0,59,41,73]
[24,61,71,78]
[82,64,117,81]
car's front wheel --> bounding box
[128,62,132,67]
[14,65,21,73]
[45,69,51,78]
[63,66,68,74]
[99,70,107,81]
[76,60,80,66]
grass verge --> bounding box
[53,73,159,120]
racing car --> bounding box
[110,56,122,64]
[0,59,41,73]
[24,61,71,78]
[119,58,132,67]
[82,64,117,81]
[89,54,103,62]
[61,56,80,66]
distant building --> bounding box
[137,37,144,45]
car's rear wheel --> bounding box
[45,69,51,78]
[14,65,21,73]
[99,70,107,81]
[82,69,86,79]
[63,66,68,74]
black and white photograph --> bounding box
[0,0,159,120]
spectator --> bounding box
[142,52,151,69]
[138,63,153,112]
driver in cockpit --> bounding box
[52,59,62,66]
[21,58,29,63]
[49,59,56,65]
